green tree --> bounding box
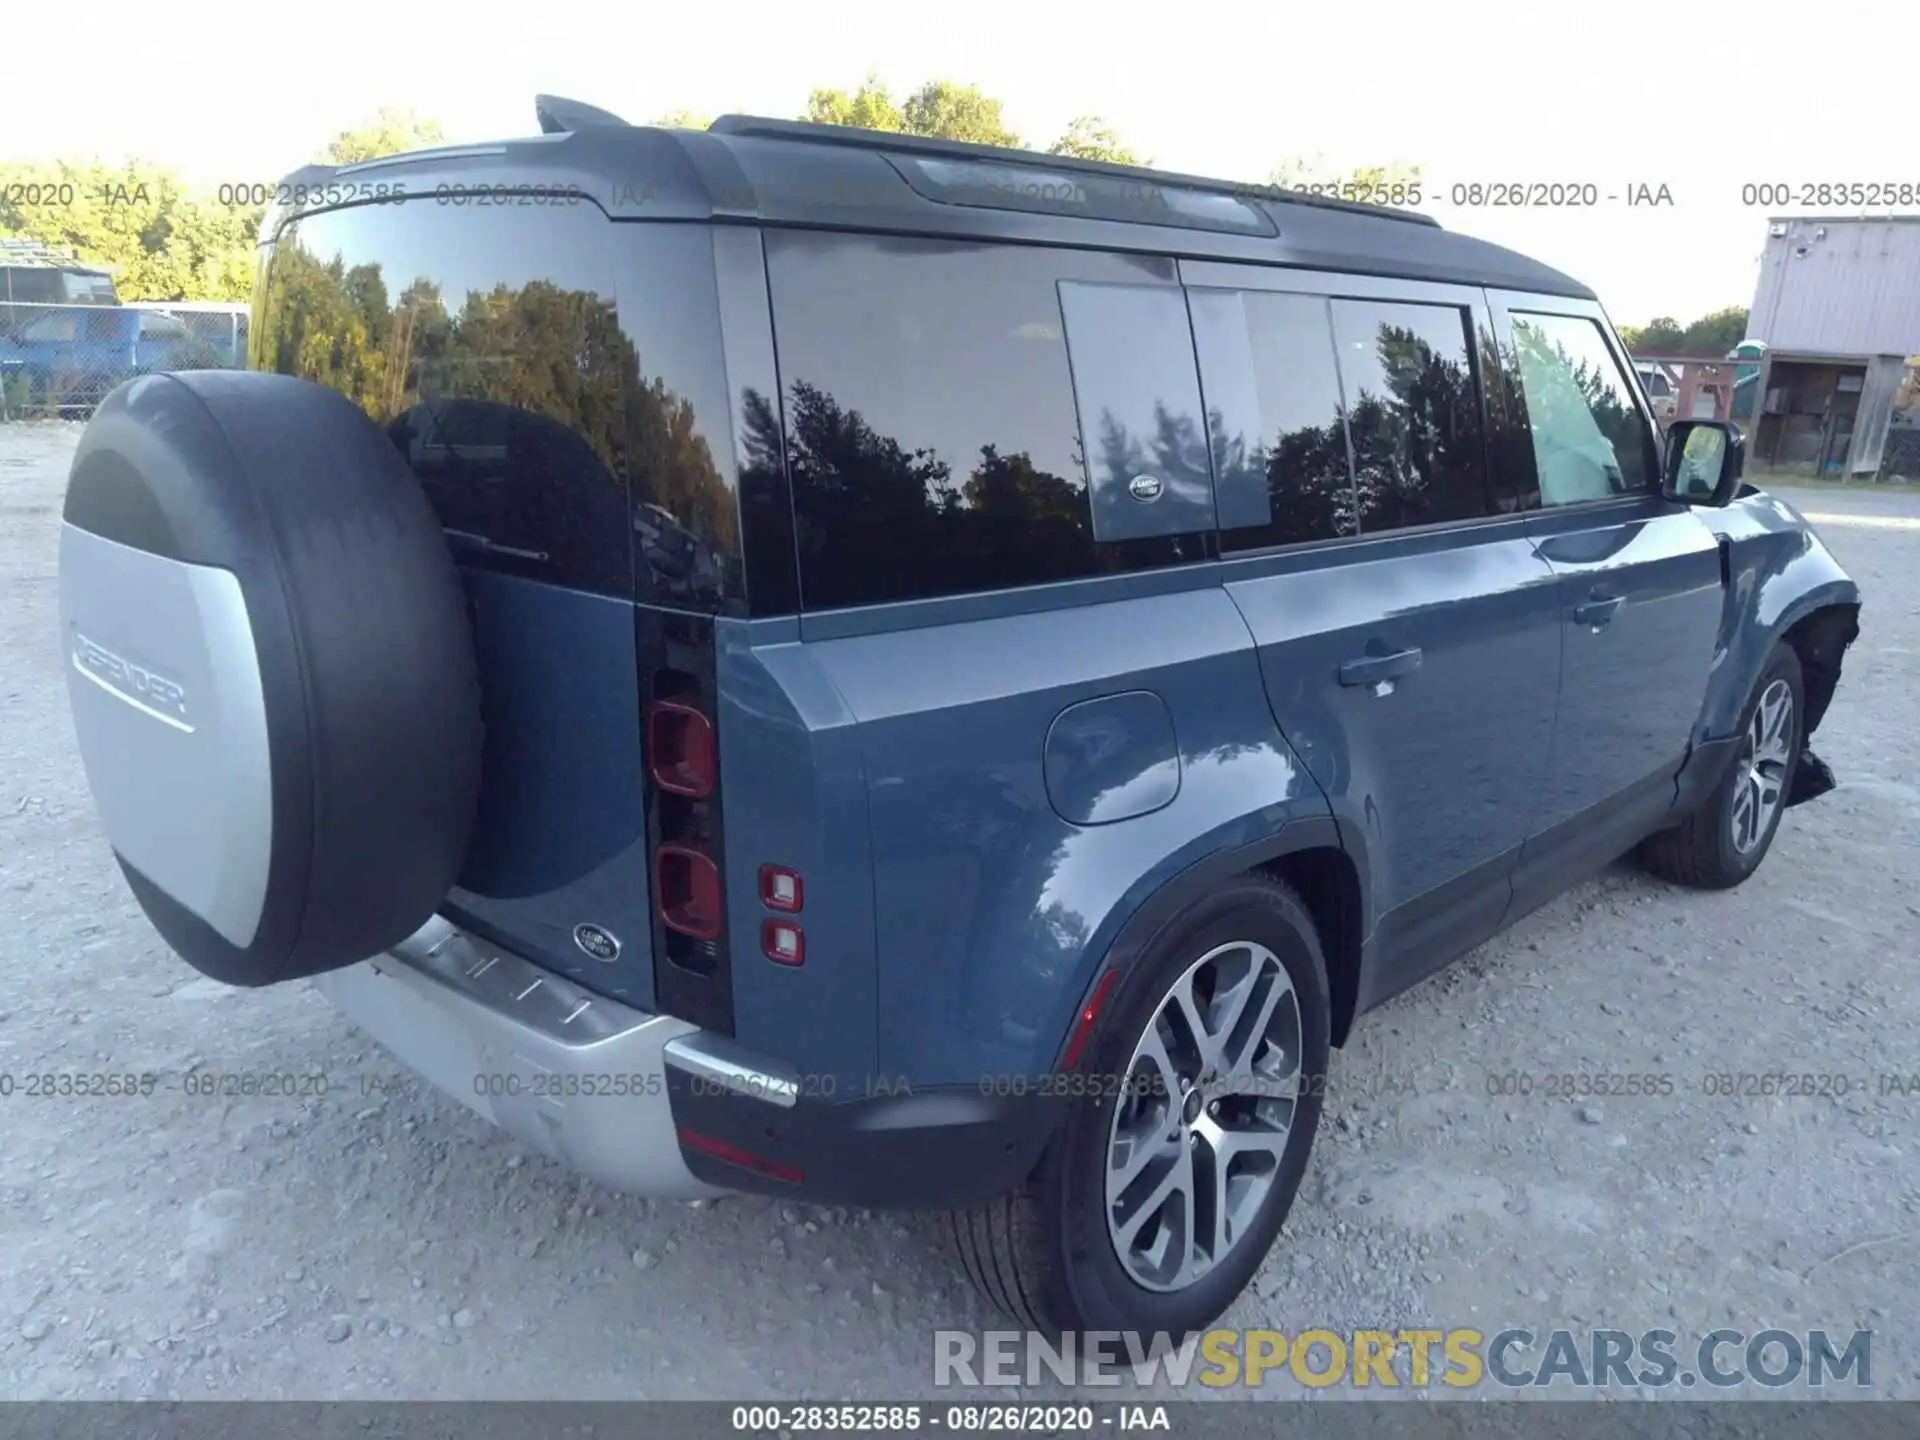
[648,109,712,130]
[1620,316,1684,353]
[1680,306,1749,355]
[1618,308,1750,356]
[1048,116,1144,165]
[319,107,447,165]
[900,80,1020,147]
[804,76,1021,146]
[1267,156,1422,205]
[804,74,907,132]
[803,76,1146,161]
[0,158,258,301]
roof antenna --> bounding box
[533,94,630,135]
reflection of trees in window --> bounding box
[1090,403,1214,515]
[744,379,1104,607]
[258,232,739,570]
[1344,321,1487,531]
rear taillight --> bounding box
[655,844,723,939]
[648,701,717,797]
[641,624,734,1034]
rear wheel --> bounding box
[946,874,1329,1336]
[1639,643,1803,890]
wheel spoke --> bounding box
[1220,963,1290,1079]
[1756,682,1793,765]
[1109,1117,1167,1195]
[1106,939,1303,1293]
[1730,772,1755,850]
[1134,1026,1184,1107]
[1169,978,1215,1074]
[1114,1146,1192,1252]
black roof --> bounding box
[272,103,1593,300]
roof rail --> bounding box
[706,114,1439,229]
[534,94,631,135]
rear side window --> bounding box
[4,268,64,303]
[1189,288,1357,550]
[1509,312,1653,506]
[1330,299,1491,532]
[763,232,1201,611]
[254,200,634,597]
[64,271,117,304]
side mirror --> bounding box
[1662,420,1745,507]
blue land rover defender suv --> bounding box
[55,97,1861,1337]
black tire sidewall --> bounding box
[1038,876,1331,1336]
[1713,645,1805,882]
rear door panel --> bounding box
[1184,261,1565,1002]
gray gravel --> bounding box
[2,420,1916,1400]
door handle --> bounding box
[1572,593,1625,628]
[1338,646,1423,688]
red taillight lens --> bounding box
[655,845,723,938]
[677,1126,804,1184]
[758,865,804,912]
[648,701,717,797]
[761,919,804,966]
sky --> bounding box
[5,0,1908,328]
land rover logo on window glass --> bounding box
[1128,474,1164,503]
[573,924,621,962]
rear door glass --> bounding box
[764,232,1203,611]
[255,200,633,598]
[1329,298,1492,533]
[1188,287,1357,549]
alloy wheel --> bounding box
[1104,941,1302,1291]
[1730,677,1794,855]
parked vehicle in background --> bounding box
[0,239,119,305]
[1636,359,1680,425]
[0,303,245,416]
[53,98,1862,1339]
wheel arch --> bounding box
[1053,815,1371,1071]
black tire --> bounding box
[58,370,483,986]
[946,874,1330,1337]
[1638,643,1804,890]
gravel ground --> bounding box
[2,419,1916,1402]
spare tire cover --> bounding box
[57,370,482,986]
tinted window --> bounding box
[63,271,117,304]
[255,200,634,597]
[1189,287,1358,550]
[1057,281,1215,543]
[1510,312,1652,506]
[4,269,64,303]
[1330,299,1490,532]
[764,232,1194,610]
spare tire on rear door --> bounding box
[57,370,483,987]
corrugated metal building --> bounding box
[1744,216,1920,478]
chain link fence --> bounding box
[0,302,249,420]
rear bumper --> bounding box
[313,916,725,1197]
[316,916,1058,1207]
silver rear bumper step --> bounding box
[313,916,797,1197]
